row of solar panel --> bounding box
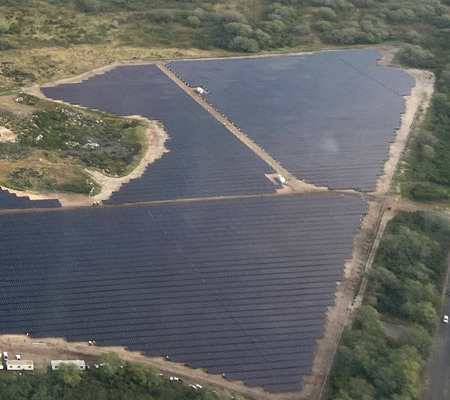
[168,49,415,192]
[0,195,366,392]
[0,187,60,209]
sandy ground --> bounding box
[0,126,17,142]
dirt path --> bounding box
[375,65,435,195]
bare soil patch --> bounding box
[0,126,17,142]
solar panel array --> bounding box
[0,194,366,392]
[0,187,60,209]
[42,65,277,204]
[168,49,415,192]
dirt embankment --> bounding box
[375,46,435,196]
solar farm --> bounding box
[0,49,423,397]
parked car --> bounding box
[443,315,449,324]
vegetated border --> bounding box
[327,210,450,400]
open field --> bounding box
[0,47,438,400]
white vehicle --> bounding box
[169,377,182,382]
[195,384,203,389]
[2,351,8,361]
[15,355,21,360]
[443,315,449,324]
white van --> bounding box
[2,351,8,361]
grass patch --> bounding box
[0,94,148,195]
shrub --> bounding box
[409,183,450,201]
[313,7,337,21]
[439,68,450,89]
[322,28,367,44]
[261,20,287,34]
[0,18,8,35]
[224,22,253,37]
[76,0,100,13]
[405,30,422,44]
[272,3,295,18]
[360,14,390,43]
[348,0,375,7]
[217,10,246,23]
[154,11,174,24]
[433,14,450,29]
[192,7,205,19]
[413,4,437,20]
[267,13,282,21]
[397,44,435,68]
[228,36,259,53]
[387,7,417,23]
[7,22,21,35]
[312,20,332,32]
[0,38,13,51]
[310,0,348,11]
[253,29,272,47]
[186,16,201,28]
[292,23,311,35]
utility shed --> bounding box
[51,360,86,370]
[6,360,34,370]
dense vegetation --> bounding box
[331,211,450,400]
[0,353,240,400]
[396,29,450,202]
[0,94,146,194]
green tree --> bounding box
[58,364,83,387]
[186,16,201,28]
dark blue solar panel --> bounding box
[42,65,276,204]
[0,194,367,392]
[0,187,60,209]
[168,49,415,192]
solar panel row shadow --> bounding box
[0,187,60,209]
[168,49,415,192]
[42,65,276,204]
[0,194,367,392]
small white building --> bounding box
[6,360,34,371]
[51,360,86,371]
